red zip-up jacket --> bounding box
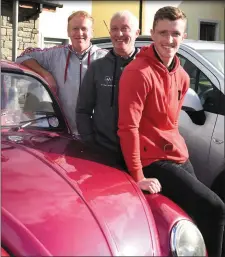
[118,44,189,182]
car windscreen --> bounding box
[1,72,63,131]
[196,49,224,74]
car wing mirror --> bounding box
[182,88,206,125]
[182,88,203,112]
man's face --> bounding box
[151,18,187,59]
[67,16,93,51]
[109,16,140,54]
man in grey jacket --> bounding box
[16,11,107,135]
[76,10,140,154]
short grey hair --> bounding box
[110,10,139,30]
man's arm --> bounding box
[21,59,49,76]
[76,63,96,142]
[16,47,57,94]
[118,70,150,182]
[118,69,162,194]
[16,47,54,72]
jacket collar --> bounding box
[153,45,176,72]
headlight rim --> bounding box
[170,219,206,257]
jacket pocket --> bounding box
[139,134,166,160]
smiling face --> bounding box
[109,15,140,57]
[151,18,187,64]
[67,15,93,53]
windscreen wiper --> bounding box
[9,115,55,132]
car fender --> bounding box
[124,174,192,256]
[145,194,192,256]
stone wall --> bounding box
[1,16,39,61]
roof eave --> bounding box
[27,0,63,8]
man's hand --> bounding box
[137,177,162,194]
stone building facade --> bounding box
[1,15,39,61]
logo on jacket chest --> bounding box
[101,76,114,87]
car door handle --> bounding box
[213,138,224,144]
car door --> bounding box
[177,50,221,187]
[207,91,225,186]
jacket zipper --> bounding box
[65,48,91,85]
[79,51,91,87]
[79,60,82,87]
[166,74,172,127]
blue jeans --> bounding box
[143,159,225,257]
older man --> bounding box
[76,10,140,154]
[16,11,107,135]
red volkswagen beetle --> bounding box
[1,60,206,256]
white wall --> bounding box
[38,1,92,47]
[143,1,182,35]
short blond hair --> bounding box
[68,11,94,24]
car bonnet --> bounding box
[1,131,160,256]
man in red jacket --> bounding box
[118,6,225,257]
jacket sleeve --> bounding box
[76,63,96,142]
[16,47,55,73]
[118,69,150,182]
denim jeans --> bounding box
[143,159,225,257]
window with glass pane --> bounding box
[197,71,217,112]
[1,73,56,128]
[178,55,198,91]
[177,54,217,114]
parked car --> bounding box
[1,60,206,256]
[93,36,225,200]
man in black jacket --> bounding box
[76,10,140,153]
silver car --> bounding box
[93,37,225,200]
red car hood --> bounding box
[1,130,161,256]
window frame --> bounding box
[198,19,220,41]
[43,37,69,48]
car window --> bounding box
[178,54,218,114]
[1,72,63,130]
[178,55,198,91]
[197,49,224,74]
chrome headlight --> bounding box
[170,220,206,256]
